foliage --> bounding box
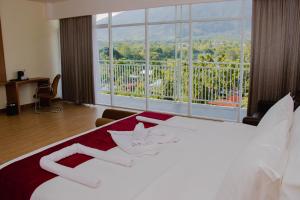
[99,39,251,108]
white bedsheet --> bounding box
[29,116,257,200]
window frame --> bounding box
[94,0,251,122]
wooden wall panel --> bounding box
[0,20,7,85]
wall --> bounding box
[0,0,61,109]
[46,0,225,19]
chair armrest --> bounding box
[95,118,114,127]
[242,114,263,126]
[102,109,137,120]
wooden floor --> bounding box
[0,102,109,164]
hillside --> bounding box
[96,2,252,42]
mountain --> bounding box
[96,1,252,42]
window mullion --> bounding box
[109,13,114,106]
[188,4,193,116]
[145,9,150,110]
[238,0,246,122]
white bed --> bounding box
[2,93,299,200]
[27,116,258,200]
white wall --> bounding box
[47,0,226,19]
[0,0,61,109]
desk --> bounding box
[6,77,50,113]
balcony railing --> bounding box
[98,60,250,108]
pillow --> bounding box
[215,120,290,200]
[280,107,300,200]
[258,93,294,130]
[287,107,300,152]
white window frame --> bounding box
[94,0,250,122]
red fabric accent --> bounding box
[0,112,173,200]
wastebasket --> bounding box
[6,103,18,116]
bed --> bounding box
[0,95,299,200]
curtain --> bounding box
[248,0,300,115]
[60,15,95,104]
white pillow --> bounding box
[215,120,290,200]
[287,107,300,152]
[280,107,300,200]
[258,93,294,130]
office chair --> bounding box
[34,74,62,113]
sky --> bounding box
[96,12,122,22]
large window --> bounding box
[94,0,252,121]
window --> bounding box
[94,15,110,105]
[192,1,242,19]
[112,10,145,25]
[149,6,176,22]
[94,0,252,121]
[112,25,146,109]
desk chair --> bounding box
[34,74,62,113]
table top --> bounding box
[6,77,50,86]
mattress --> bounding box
[27,116,257,200]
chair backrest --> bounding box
[51,74,61,97]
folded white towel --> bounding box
[108,122,179,156]
[136,116,197,132]
[109,123,160,156]
[147,129,180,144]
[136,116,166,125]
[131,123,149,145]
[40,144,134,188]
[76,144,133,167]
[110,133,159,156]
[40,156,101,188]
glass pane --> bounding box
[193,21,241,61]
[176,5,189,21]
[112,26,145,58]
[97,29,109,60]
[112,10,145,25]
[176,23,189,43]
[240,0,252,119]
[149,6,176,22]
[175,23,189,61]
[96,13,108,25]
[95,28,111,105]
[192,1,242,20]
[148,24,188,115]
[244,17,252,63]
[241,21,252,118]
[112,26,145,109]
[191,21,241,120]
[150,24,175,42]
[245,0,252,18]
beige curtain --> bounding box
[60,15,95,104]
[248,0,300,115]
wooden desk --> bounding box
[6,77,50,113]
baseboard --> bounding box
[0,98,62,114]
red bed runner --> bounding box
[0,112,173,200]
